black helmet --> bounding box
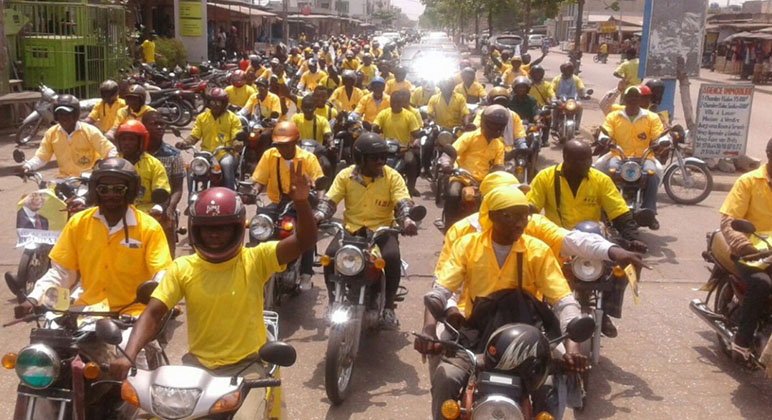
[644,79,665,104]
[573,220,603,235]
[529,65,545,78]
[88,157,140,204]
[484,324,551,393]
[513,76,531,91]
[353,132,388,165]
[53,94,81,116]
[99,80,119,97]
[481,104,510,129]
[125,84,147,106]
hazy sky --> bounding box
[393,0,425,21]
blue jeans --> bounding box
[608,157,659,213]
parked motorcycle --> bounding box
[16,84,95,145]
[653,127,713,205]
[148,89,192,127]
[690,219,772,369]
[319,205,427,404]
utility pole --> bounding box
[0,0,9,95]
[282,0,289,44]
[572,0,585,69]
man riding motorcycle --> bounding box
[176,87,244,190]
[226,70,257,108]
[551,62,587,131]
[357,53,378,87]
[528,65,555,108]
[23,94,117,177]
[241,77,282,120]
[718,138,772,362]
[373,90,422,195]
[502,56,528,87]
[600,86,665,229]
[111,175,317,419]
[474,87,526,156]
[253,121,325,291]
[385,66,413,95]
[416,185,586,420]
[292,95,333,153]
[84,79,126,133]
[341,51,361,71]
[509,76,540,124]
[108,84,155,139]
[454,67,485,104]
[437,105,509,228]
[411,79,437,108]
[355,76,391,126]
[330,70,364,112]
[314,133,420,327]
[427,78,470,130]
[299,58,327,92]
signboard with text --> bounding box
[694,83,754,158]
[179,1,203,37]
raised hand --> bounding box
[288,160,311,203]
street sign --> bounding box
[694,83,754,158]
[599,21,617,34]
[643,0,707,78]
[179,1,203,37]
[301,5,312,16]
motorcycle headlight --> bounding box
[190,157,210,177]
[15,344,60,389]
[334,245,365,276]
[620,161,642,182]
[471,395,524,420]
[250,214,274,241]
[151,385,201,419]
[565,100,577,112]
[572,257,605,282]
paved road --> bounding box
[0,50,771,419]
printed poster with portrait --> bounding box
[16,189,67,248]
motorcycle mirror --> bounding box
[135,281,158,305]
[258,341,297,367]
[151,189,170,205]
[12,149,26,163]
[566,316,595,343]
[314,176,332,191]
[633,208,656,228]
[731,219,756,235]
[95,318,124,346]
[409,205,427,222]
[423,290,447,322]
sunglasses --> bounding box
[95,184,129,196]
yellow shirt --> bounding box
[225,85,257,108]
[358,64,378,86]
[141,40,155,64]
[454,82,486,101]
[385,79,414,95]
[502,67,528,86]
[341,58,361,70]
[374,108,421,146]
[326,164,411,232]
[527,164,629,229]
[427,92,469,129]
[330,86,364,112]
[190,109,243,153]
[287,55,302,67]
[601,109,664,159]
[291,113,331,144]
[50,206,171,315]
[152,242,284,369]
[472,109,526,141]
[529,81,555,107]
[720,164,772,233]
[436,230,572,317]
[300,71,326,91]
[129,152,171,212]
[88,98,126,133]
[355,93,391,123]
[600,44,608,54]
[411,86,438,107]
[243,92,281,118]
[113,105,155,131]
[452,128,505,182]
[615,58,641,85]
[319,75,340,92]
[35,123,116,178]
[252,147,324,204]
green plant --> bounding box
[154,37,187,69]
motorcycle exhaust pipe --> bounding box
[689,299,733,342]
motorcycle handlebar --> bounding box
[244,378,281,389]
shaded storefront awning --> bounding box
[209,2,276,17]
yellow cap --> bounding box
[480,171,520,196]
[479,185,529,230]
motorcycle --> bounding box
[653,127,713,205]
[592,53,608,64]
[300,139,335,181]
[385,138,409,179]
[437,168,480,233]
[428,130,456,206]
[330,112,363,175]
[506,124,541,184]
[16,84,96,145]
[549,90,593,145]
[2,281,168,420]
[319,205,427,404]
[148,89,192,127]
[690,219,772,369]
[422,291,595,420]
[184,146,242,209]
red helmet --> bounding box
[115,120,150,152]
[207,87,229,102]
[188,65,200,76]
[189,187,246,262]
[231,70,246,87]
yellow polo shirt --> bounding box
[615,59,641,86]
[152,242,284,369]
[326,164,411,232]
[601,109,664,159]
[113,105,155,131]
[373,108,421,146]
[35,123,116,178]
[225,85,257,108]
[527,164,629,229]
[243,92,282,118]
[720,164,772,233]
[300,70,327,91]
[411,86,438,107]
[452,128,505,182]
[341,58,361,70]
[454,82,486,101]
[355,93,391,123]
[129,152,171,212]
[49,206,171,315]
[190,109,243,153]
[385,79,414,95]
[427,92,469,129]
[502,67,528,86]
[88,98,126,133]
[330,86,364,112]
[529,81,555,107]
[141,40,155,64]
[358,64,378,86]
[472,109,527,140]
[252,147,324,204]
[291,113,331,144]
[436,230,572,317]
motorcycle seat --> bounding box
[708,230,739,276]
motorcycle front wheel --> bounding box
[663,162,713,205]
[157,99,184,126]
[325,314,357,404]
[16,118,43,145]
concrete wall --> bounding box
[174,0,208,63]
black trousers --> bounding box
[324,229,401,306]
[404,149,420,191]
[735,261,772,347]
[444,181,464,229]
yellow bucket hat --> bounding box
[479,185,529,230]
